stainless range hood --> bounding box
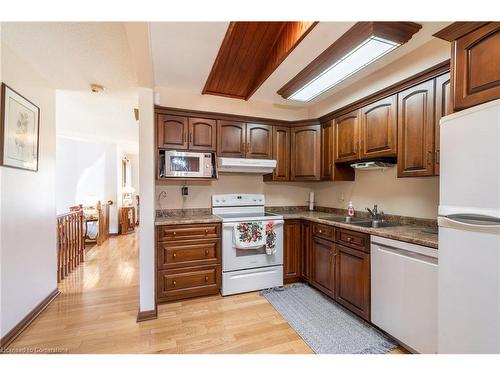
[350,161,396,170]
[217,157,277,174]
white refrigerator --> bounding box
[438,99,500,353]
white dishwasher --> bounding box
[371,236,438,354]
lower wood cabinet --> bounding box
[156,223,221,304]
[283,219,371,320]
[120,206,135,234]
[283,220,301,283]
[335,244,370,320]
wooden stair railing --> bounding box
[57,210,85,282]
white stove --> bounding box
[212,194,284,296]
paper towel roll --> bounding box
[309,191,314,211]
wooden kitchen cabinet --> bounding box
[188,117,217,152]
[284,220,301,283]
[246,124,273,159]
[397,80,436,177]
[320,121,355,181]
[290,124,321,181]
[451,22,500,111]
[217,120,246,157]
[301,220,312,281]
[157,114,189,150]
[156,223,221,304]
[434,72,452,176]
[334,109,361,163]
[311,236,336,298]
[335,244,371,321]
[266,126,290,181]
[360,95,397,159]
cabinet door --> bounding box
[334,110,360,163]
[290,125,321,181]
[397,80,435,177]
[188,118,217,151]
[284,220,301,283]
[452,23,500,111]
[311,236,335,298]
[157,114,188,150]
[270,126,290,181]
[434,73,451,176]
[360,95,397,159]
[217,121,246,157]
[246,124,273,159]
[321,121,334,180]
[301,221,312,281]
[335,244,370,320]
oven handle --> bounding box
[223,220,284,228]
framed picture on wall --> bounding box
[0,83,40,172]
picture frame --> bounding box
[0,82,40,172]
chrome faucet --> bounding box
[366,204,384,222]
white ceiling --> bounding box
[2,22,137,92]
[149,21,451,108]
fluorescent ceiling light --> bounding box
[289,36,400,102]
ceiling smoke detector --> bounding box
[90,83,105,93]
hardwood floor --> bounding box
[8,231,406,354]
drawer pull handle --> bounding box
[205,250,209,256]
[205,229,209,234]
[172,232,177,236]
[347,237,353,242]
[172,281,176,287]
[205,276,209,282]
[318,229,322,233]
[173,253,177,258]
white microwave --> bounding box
[160,151,215,178]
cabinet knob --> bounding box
[205,276,209,282]
[205,250,209,256]
[172,231,177,236]
[318,229,322,233]
[172,280,176,287]
[347,237,353,242]
[173,252,177,258]
[205,229,209,234]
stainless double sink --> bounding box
[319,216,398,228]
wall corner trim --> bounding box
[136,308,158,322]
[0,288,60,352]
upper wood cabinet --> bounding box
[188,118,217,152]
[270,126,290,181]
[397,80,436,177]
[311,236,335,298]
[360,95,397,159]
[217,120,246,157]
[290,124,321,181]
[284,220,301,284]
[321,122,334,179]
[434,72,452,176]
[452,23,500,111]
[246,124,273,159]
[157,114,189,150]
[334,110,361,163]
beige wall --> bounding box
[156,174,313,209]
[315,168,439,219]
[154,86,309,121]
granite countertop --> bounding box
[155,208,438,249]
[271,210,438,249]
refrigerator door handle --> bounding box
[438,214,500,234]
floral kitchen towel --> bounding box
[234,222,265,249]
[265,221,277,255]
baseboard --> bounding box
[0,288,60,352]
[136,308,157,322]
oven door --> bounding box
[222,220,283,272]
[164,151,205,178]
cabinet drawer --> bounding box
[157,265,221,302]
[336,228,370,252]
[157,239,220,269]
[158,223,220,242]
[312,223,335,241]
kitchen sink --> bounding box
[319,216,371,224]
[350,220,399,228]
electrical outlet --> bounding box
[181,186,188,196]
